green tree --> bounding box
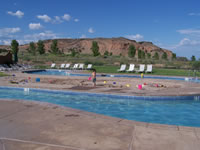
[191,55,196,61]
[91,41,100,56]
[50,40,60,54]
[37,40,45,54]
[147,53,151,59]
[69,48,76,57]
[138,49,142,59]
[109,52,112,56]
[104,50,109,56]
[28,42,36,55]
[162,52,168,60]
[141,51,145,59]
[153,52,159,60]
[128,45,136,58]
[172,53,176,60]
[11,40,19,63]
[192,61,200,70]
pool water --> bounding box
[0,87,200,127]
[26,69,200,83]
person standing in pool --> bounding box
[91,69,96,87]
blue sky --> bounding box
[0,0,200,59]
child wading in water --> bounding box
[91,69,96,87]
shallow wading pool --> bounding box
[0,86,200,127]
[24,69,200,83]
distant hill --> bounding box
[0,37,173,58]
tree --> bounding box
[69,48,77,57]
[29,42,36,55]
[128,45,136,58]
[162,52,168,60]
[50,40,60,54]
[141,51,145,59]
[138,49,142,59]
[172,53,176,60]
[191,55,196,61]
[37,40,45,54]
[11,40,19,63]
[192,61,200,70]
[104,50,109,56]
[153,52,159,60]
[147,53,151,59]
[91,41,100,56]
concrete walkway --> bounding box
[0,99,200,150]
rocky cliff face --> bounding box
[0,37,173,58]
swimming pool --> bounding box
[25,69,200,83]
[0,86,200,127]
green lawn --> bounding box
[18,52,200,77]
[0,72,8,77]
[93,65,200,77]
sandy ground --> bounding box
[0,70,200,96]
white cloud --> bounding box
[178,38,200,46]
[0,27,21,37]
[29,23,43,30]
[74,19,79,22]
[80,34,86,38]
[0,40,11,45]
[88,27,95,33]
[37,14,51,22]
[53,16,63,24]
[7,10,24,18]
[125,34,144,41]
[62,14,71,21]
[188,12,200,16]
[177,29,200,35]
[24,31,58,41]
[165,38,200,51]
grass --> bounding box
[0,72,8,77]
[93,65,200,77]
[18,52,200,77]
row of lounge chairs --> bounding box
[0,64,32,72]
[118,64,152,73]
[51,63,93,70]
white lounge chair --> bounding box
[117,64,126,72]
[79,64,84,70]
[60,64,65,69]
[72,64,79,70]
[146,64,152,73]
[51,63,56,68]
[136,64,145,73]
[126,64,135,72]
[65,64,71,69]
[86,64,92,70]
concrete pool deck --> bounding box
[0,71,200,149]
[0,100,200,150]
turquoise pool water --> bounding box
[25,69,200,83]
[0,87,200,127]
